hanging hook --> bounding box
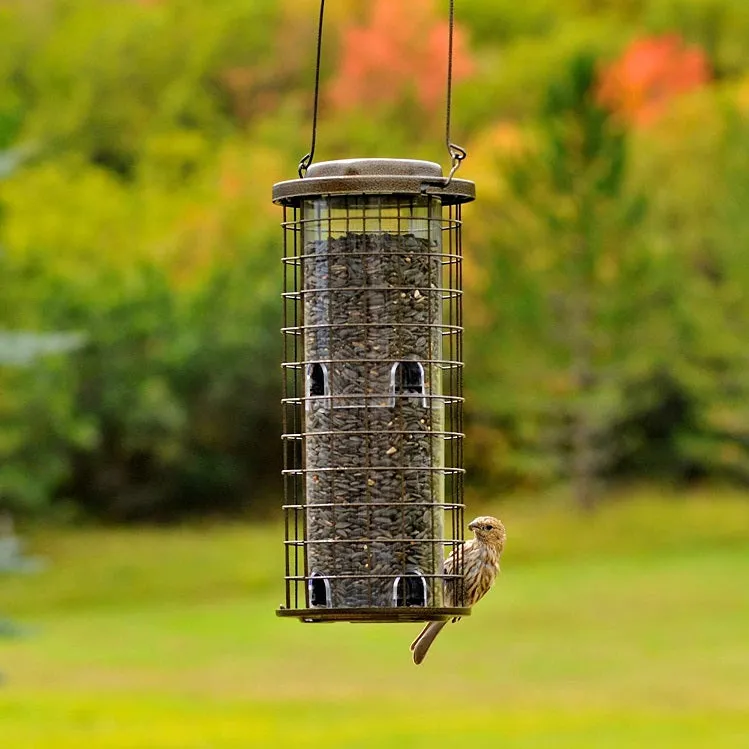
[446,143,467,183]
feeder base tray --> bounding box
[276,606,471,623]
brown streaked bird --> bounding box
[410,515,506,665]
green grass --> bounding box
[1,489,748,748]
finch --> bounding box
[410,515,506,665]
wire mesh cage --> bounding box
[273,159,475,622]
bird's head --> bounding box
[468,516,506,551]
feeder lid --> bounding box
[272,158,475,207]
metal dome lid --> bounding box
[272,158,475,206]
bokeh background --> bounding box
[0,1,747,747]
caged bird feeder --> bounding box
[273,0,475,624]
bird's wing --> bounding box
[443,540,476,608]
[444,539,477,574]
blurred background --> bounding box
[0,0,747,747]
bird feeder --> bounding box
[273,0,474,623]
[274,158,475,622]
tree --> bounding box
[468,53,676,509]
[598,34,710,127]
[328,0,474,114]
[0,147,86,516]
[664,107,749,482]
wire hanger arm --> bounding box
[297,0,468,182]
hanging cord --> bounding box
[298,0,326,178]
[444,0,467,185]
[298,0,467,182]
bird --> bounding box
[410,515,506,665]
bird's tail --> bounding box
[410,620,447,665]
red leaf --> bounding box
[328,0,474,113]
[598,34,711,126]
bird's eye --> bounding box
[484,524,491,531]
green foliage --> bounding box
[643,0,749,77]
[0,355,85,515]
[0,141,86,516]
[467,53,680,506]
[17,0,284,172]
[0,0,291,518]
[1,223,280,519]
[64,256,281,520]
[2,0,749,517]
[648,103,749,481]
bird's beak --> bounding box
[468,521,478,531]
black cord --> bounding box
[445,0,467,184]
[298,0,326,178]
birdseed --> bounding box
[303,232,446,608]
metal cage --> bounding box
[273,159,475,622]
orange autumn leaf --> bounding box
[598,34,710,127]
[328,0,474,113]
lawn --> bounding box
[0,489,747,748]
